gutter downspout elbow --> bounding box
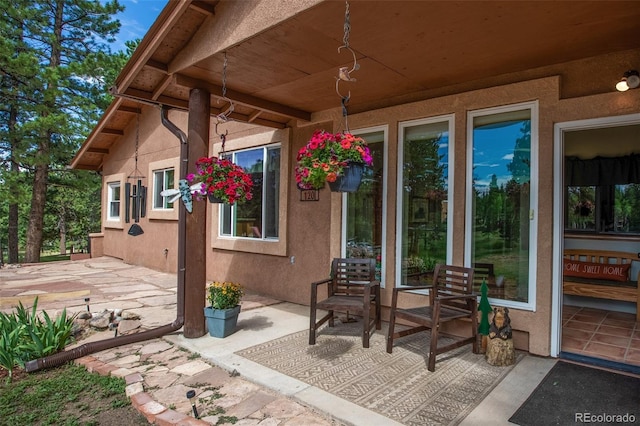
[25,106,188,373]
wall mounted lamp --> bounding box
[615,70,640,92]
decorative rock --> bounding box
[77,311,92,319]
[122,310,141,320]
[89,315,110,330]
[118,319,141,334]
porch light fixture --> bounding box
[615,70,640,92]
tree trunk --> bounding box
[8,104,19,264]
[59,217,67,255]
[25,161,48,263]
[25,0,62,263]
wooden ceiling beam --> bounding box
[144,59,169,73]
[152,75,174,100]
[189,0,217,15]
[117,106,142,114]
[119,87,285,129]
[168,0,322,74]
[73,163,100,170]
[114,1,192,93]
[87,148,109,154]
[102,128,124,136]
[121,88,190,110]
[247,110,262,123]
[175,73,310,121]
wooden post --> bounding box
[183,88,210,338]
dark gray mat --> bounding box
[509,361,640,426]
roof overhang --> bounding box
[72,0,640,170]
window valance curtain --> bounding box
[565,154,640,186]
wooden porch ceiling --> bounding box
[72,0,640,170]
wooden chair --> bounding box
[309,258,381,348]
[473,262,505,298]
[386,264,478,371]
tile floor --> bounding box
[562,305,640,367]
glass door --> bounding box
[466,102,538,308]
[342,126,387,283]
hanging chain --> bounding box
[336,0,357,133]
[221,52,228,101]
[343,1,351,48]
[216,51,231,154]
[128,111,144,179]
[134,112,139,166]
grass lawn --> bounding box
[0,363,148,426]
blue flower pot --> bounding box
[204,305,241,338]
[329,163,365,193]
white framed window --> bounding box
[212,128,290,257]
[396,115,454,288]
[465,101,538,310]
[108,181,121,220]
[220,144,280,240]
[153,167,175,210]
[104,173,124,229]
[148,158,180,221]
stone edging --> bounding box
[75,355,209,426]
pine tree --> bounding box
[1,0,127,262]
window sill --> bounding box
[565,232,640,242]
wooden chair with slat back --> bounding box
[309,258,381,348]
[386,264,478,371]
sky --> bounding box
[110,0,168,53]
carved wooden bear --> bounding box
[489,307,512,340]
[486,307,515,366]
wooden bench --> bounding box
[563,249,640,321]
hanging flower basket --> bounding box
[186,156,253,204]
[295,130,373,191]
[328,162,365,192]
[207,194,224,203]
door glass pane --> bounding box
[264,147,280,238]
[345,130,384,281]
[400,121,449,285]
[233,149,263,237]
[472,110,531,302]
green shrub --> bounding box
[0,297,76,382]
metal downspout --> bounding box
[25,106,188,372]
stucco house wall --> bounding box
[95,47,640,357]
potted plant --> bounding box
[295,130,373,192]
[204,281,243,338]
[186,156,253,204]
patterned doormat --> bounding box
[236,321,522,426]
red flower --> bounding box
[186,156,253,204]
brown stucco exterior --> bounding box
[79,0,640,358]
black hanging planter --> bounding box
[329,163,365,193]
[208,193,224,203]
